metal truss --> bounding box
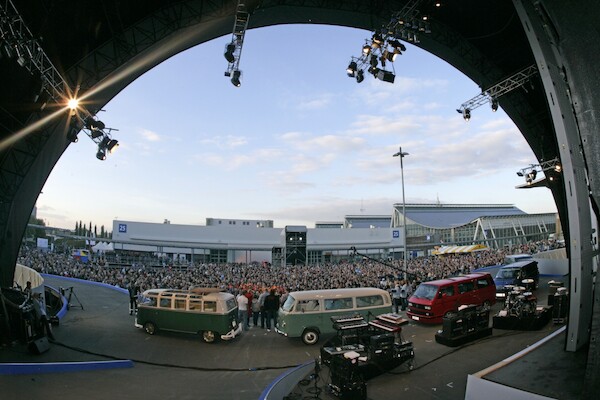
[0,0,68,106]
[346,0,433,83]
[457,64,538,114]
[0,0,119,154]
[516,156,561,184]
[224,1,250,84]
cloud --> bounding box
[140,128,161,142]
[296,93,333,110]
[198,135,248,148]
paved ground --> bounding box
[0,273,583,400]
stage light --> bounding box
[368,66,380,76]
[362,44,371,55]
[555,164,562,172]
[377,70,395,83]
[463,108,471,121]
[526,170,537,184]
[370,54,378,68]
[356,70,364,83]
[96,147,106,161]
[67,128,79,143]
[383,50,397,63]
[86,119,105,131]
[224,42,236,63]
[107,139,119,152]
[99,135,111,148]
[371,33,383,49]
[231,70,241,87]
[68,98,79,110]
[491,98,499,112]
[346,61,357,77]
[388,40,406,52]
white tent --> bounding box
[91,242,114,253]
[432,244,489,255]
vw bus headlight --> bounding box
[424,306,431,310]
[408,302,413,307]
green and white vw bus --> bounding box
[135,287,242,343]
[276,287,392,345]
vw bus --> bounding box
[275,287,392,345]
[407,273,496,324]
[135,287,242,343]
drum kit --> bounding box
[500,284,537,318]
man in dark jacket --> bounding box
[263,289,280,332]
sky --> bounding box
[36,24,557,231]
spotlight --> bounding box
[491,98,499,112]
[462,108,471,121]
[554,164,562,172]
[356,70,364,83]
[370,54,378,68]
[388,40,406,52]
[224,43,236,63]
[231,70,241,87]
[384,50,397,63]
[67,98,79,110]
[99,135,111,148]
[67,128,79,143]
[371,33,383,48]
[96,147,106,161]
[346,61,357,77]
[107,139,119,152]
[376,70,395,83]
[86,119,106,131]
[368,66,380,76]
[362,44,372,55]
[91,130,103,139]
[526,170,537,184]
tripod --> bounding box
[306,357,322,399]
[61,287,84,310]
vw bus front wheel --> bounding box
[202,330,217,343]
[144,322,157,335]
[301,329,319,345]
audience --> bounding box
[17,240,563,296]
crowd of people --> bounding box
[17,240,561,299]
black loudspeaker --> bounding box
[28,337,50,354]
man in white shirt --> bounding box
[236,290,249,331]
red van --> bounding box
[406,273,496,324]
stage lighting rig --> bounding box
[457,65,538,120]
[223,1,250,87]
[344,0,436,84]
[516,157,562,186]
[1,0,121,160]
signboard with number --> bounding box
[118,224,127,233]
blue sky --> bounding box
[37,24,557,231]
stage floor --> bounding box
[0,275,584,400]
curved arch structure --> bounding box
[1,0,599,392]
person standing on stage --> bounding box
[263,288,279,332]
[392,280,402,314]
[236,290,249,331]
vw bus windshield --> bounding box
[412,284,439,301]
[226,297,237,311]
[495,268,519,279]
[282,295,296,312]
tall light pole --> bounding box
[393,147,409,280]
